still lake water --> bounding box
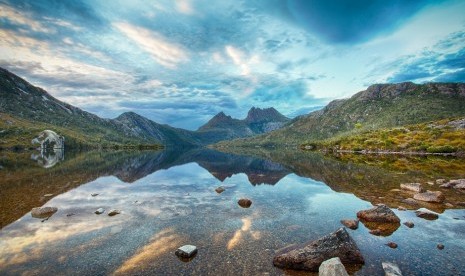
[0,148,465,275]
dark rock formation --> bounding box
[273,228,364,271]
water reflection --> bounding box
[31,147,64,168]
[0,148,464,275]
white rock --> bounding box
[318,257,349,276]
[175,245,198,258]
[95,208,105,215]
[382,262,403,276]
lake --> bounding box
[1,148,464,275]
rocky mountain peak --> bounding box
[245,107,289,123]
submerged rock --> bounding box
[382,262,403,276]
[318,257,349,276]
[437,243,445,250]
[238,198,252,208]
[357,204,400,223]
[415,208,439,220]
[386,242,398,249]
[402,198,418,205]
[403,221,414,228]
[31,207,58,219]
[215,186,225,193]
[400,183,424,193]
[340,219,359,230]
[413,191,444,203]
[175,245,198,258]
[91,193,99,197]
[108,209,121,216]
[273,228,364,271]
[95,208,105,215]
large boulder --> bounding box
[273,228,364,271]
[400,183,424,193]
[413,191,444,203]
[318,257,349,276]
[357,204,400,223]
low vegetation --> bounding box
[301,117,465,155]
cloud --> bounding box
[114,22,189,69]
[385,31,465,83]
[285,0,441,44]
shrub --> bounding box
[426,145,456,153]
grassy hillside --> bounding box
[216,82,465,148]
[0,113,163,150]
[301,117,465,154]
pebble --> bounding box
[175,245,198,258]
[437,243,445,250]
[95,208,105,215]
[91,193,99,197]
[386,242,398,249]
[403,221,414,228]
[238,198,252,208]
[108,209,121,216]
[215,186,225,193]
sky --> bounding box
[1,0,465,130]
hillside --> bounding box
[216,82,465,148]
[0,68,163,149]
[301,117,465,154]
[0,67,290,149]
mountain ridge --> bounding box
[215,82,465,148]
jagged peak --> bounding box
[245,106,289,123]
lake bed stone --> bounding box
[382,262,403,276]
[273,227,364,271]
[318,257,349,276]
[400,183,424,193]
[413,191,444,203]
[31,207,58,219]
[238,198,252,208]
[175,245,198,258]
[95,208,105,215]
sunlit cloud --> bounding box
[114,22,189,69]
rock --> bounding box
[215,186,225,193]
[369,229,382,236]
[108,209,121,216]
[400,183,424,193]
[175,245,198,258]
[66,213,75,217]
[238,198,252,208]
[91,193,99,197]
[427,181,434,185]
[436,179,446,185]
[413,191,445,203]
[445,203,454,208]
[454,183,465,189]
[415,208,439,220]
[397,206,406,211]
[457,202,465,207]
[43,194,53,197]
[95,208,105,215]
[439,183,454,189]
[31,207,58,219]
[273,228,364,271]
[318,257,349,276]
[386,242,398,249]
[402,198,418,205]
[403,221,414,228]
[437,243,445,250]
[340,219,359,230]
[382,262,403,276]
[449,179,465,185]
[357,204,400,223]
[390,189,401,192]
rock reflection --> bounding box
[31,147,64,168]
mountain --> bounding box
[197,107,290,140]
[0,67,290,149]
[216,82,465,147]
[0,67,164,149]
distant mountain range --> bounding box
[0,67,290,149]
[217,82,465,147]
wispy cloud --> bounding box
[114,22,189,69]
